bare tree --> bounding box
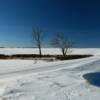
[32,27,45,57]
[52,33,73,57]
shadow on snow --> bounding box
[83,72,100,87]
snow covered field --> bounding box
[0,48,100,55]
[0,48,99,100]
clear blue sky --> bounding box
[0,0,100,47]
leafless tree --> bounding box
[52,33,73,57]
[32,27,45,57]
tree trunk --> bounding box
[39,45,42,57]
[62,48,66,57]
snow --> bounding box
[0,48,100,55]
[0,48,99,100]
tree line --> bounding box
[32,27,73,57]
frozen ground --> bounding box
[0,48,99,100]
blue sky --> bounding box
[0,0,100,47]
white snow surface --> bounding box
[0,48,100,55]
[0,48,99,100]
